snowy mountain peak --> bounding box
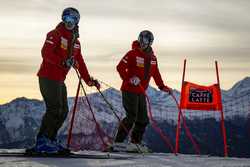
[0,77,249,157]
[227,77,250,97]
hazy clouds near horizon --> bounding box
[0,0,250,103]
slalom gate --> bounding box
[175,59,228,157]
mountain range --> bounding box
[0,77,249,157]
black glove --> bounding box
[63,57,75,68]
[93,79,101,90]
[160,85,173,95]
[87,77,101,89]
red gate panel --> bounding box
[180,82,222,111]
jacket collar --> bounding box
[55,22,73,39]
[132,40,154,56]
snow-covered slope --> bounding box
[0,150,250,167]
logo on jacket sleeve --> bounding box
[60,37,68,50]
[151,60,157,65]
[74,43,80,49]
[136,56,144,67]
[45,36,54,45]
[122,56,128,64]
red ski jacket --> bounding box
[117,40,168,94]
[37,23,91,83]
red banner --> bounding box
[180,81,222,111]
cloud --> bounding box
[0,0,249,98]
[2,0,250,38]
[0,61,37,74]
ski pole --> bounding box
[66,30,79,149]
[139,85,176,154]
[74,69,112,150]
[95,86,144,154]
[67,78,81,149]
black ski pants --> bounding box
[115,91,149,144]
[37,77,69,140]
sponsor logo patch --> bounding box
[189,88,213,103]
[60,37,68,50]
[136,56,144,67]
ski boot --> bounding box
[25,135,69,156]
[104,142,151,153]
[126,142,151,153]
[51,138,70,155]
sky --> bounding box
[0,0,250,104]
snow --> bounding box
[226,77,250,97]
[0,150,250,167]
[6,116,24,129]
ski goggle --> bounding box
[62,14,79,26]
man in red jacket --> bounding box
[28,7,100,154]
[113,30,172,152]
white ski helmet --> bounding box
[62,7,80,30]
[138,30,154,49]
